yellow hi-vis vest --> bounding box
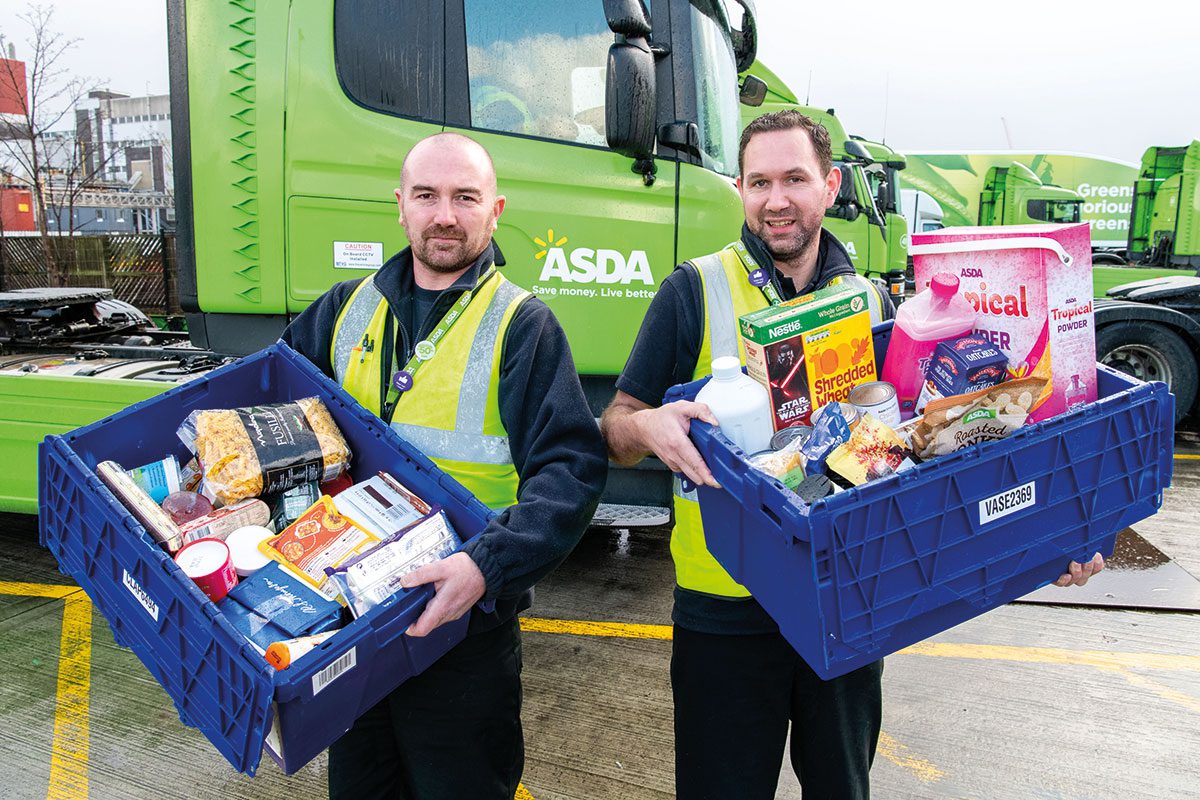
[329,272,531,511]
[671,244,772,597]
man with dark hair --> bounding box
[602,109,1104,799]
[284,132,607,800]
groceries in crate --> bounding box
[740,282,876,429]
[174,538,239,602]
[260,495,382,597]
[800,401,853,476]
[331,472,432,538]
[694,355,774,454]
[915,334,1008,415]
[847,381,901,428]
[225,524,275,577]
[265,631,339,671]
[161,490,214,525]
[911,377,1047,458]
[881,272,977,420]
[912,223,1097,422]
[126,455,183,503]
[326,510,462,618]
[265,481,323,532]
[218,561,342,653]
[176,397,352,505]
[826,414,916,486]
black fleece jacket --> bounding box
[283,242,607,633]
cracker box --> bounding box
[912,223,1097,422]
[739,283,876,430]
[916,334,1009,414]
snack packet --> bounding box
[325,510,461,618]
[801,402,853,475]
[260,495,381,595]
[826,414,913,486]
[912,377,1047,458]
[746,438,807,490]
[177,397,351,505]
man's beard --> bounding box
[411,226,479,274]
[759,221,818,262]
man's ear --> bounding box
[824,166,842,209]
[395,188,405,224]
[492,195,506,231]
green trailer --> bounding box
[977,162,1084,227]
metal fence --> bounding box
[0,233,180,314]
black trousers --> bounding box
[672,625,883,800]
[328,616,524,800]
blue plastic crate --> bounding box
[38,343,495,775]
[665,323,1174,680]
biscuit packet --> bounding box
[260,495,380,598]
[826,414,914,486]
[177,397,352,505]
[912,378,1047,459]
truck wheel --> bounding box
[1097,322,1196,420]
[1092,252,1126,266]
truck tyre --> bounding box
[1091,252,1126,266]
[1096,321,1197,420]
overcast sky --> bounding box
[1,0,1195,164]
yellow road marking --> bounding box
[0,581,80,600]
[47,594,92,800]
[521,618,1200,673]
[1174,454,1200,460]
[515,784,536,800]
[901,641,1200,672]
[520,617,672,640]
[0,582,92,800]
[1112,668,1200,715]
[876,732,945,783]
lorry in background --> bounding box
[852,136,910,282]
[1093,140,1200,421]
[1128,141,1200,269]
[977,162,1083,226]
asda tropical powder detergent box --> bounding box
[911,222,1097,422]
[740,282,876,430]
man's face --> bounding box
[396,142,504,274]
[737,128,841,262]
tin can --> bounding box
[770,425,812,451]
[810,401,861,431]
[848,381,901,428]
[174,538,238,602]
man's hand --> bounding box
[635,401,721,488]
[1053,552,1105,587]
[399,552,487,637]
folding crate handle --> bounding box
[909,237,1072,266]
[368,586,434,646]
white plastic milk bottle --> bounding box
[696,356,774,454]
[882,273,977,419]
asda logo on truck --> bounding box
[533,229,654,286]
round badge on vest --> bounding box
[748,268,770,288]
[414,340,436,361]
[392,370,413,393]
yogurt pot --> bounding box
[174,537,238,602]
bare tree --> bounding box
[0,4,116,285]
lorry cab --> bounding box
[852,136,910,276]
[738,62,890,279]
[977,162,1083,227]
[172,0,759,382]
[1128,141,1200,268]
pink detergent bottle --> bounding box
[883,273,977,419]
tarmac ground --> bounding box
[2,452,1198,799]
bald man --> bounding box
[284,133,606,800]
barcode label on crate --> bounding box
[312,647,357,696]
[979,481,1036,525]
[122,569,159,621]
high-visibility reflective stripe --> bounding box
[332,278,383,384]
[458,280,526,432]
[693,252,739,360]
[672,474,697,502]
[390,422,512,465]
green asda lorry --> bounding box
[851,136,909,282]
[1128,141,1200,269]
[977,162,1084,226]
[1,0,783,514]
